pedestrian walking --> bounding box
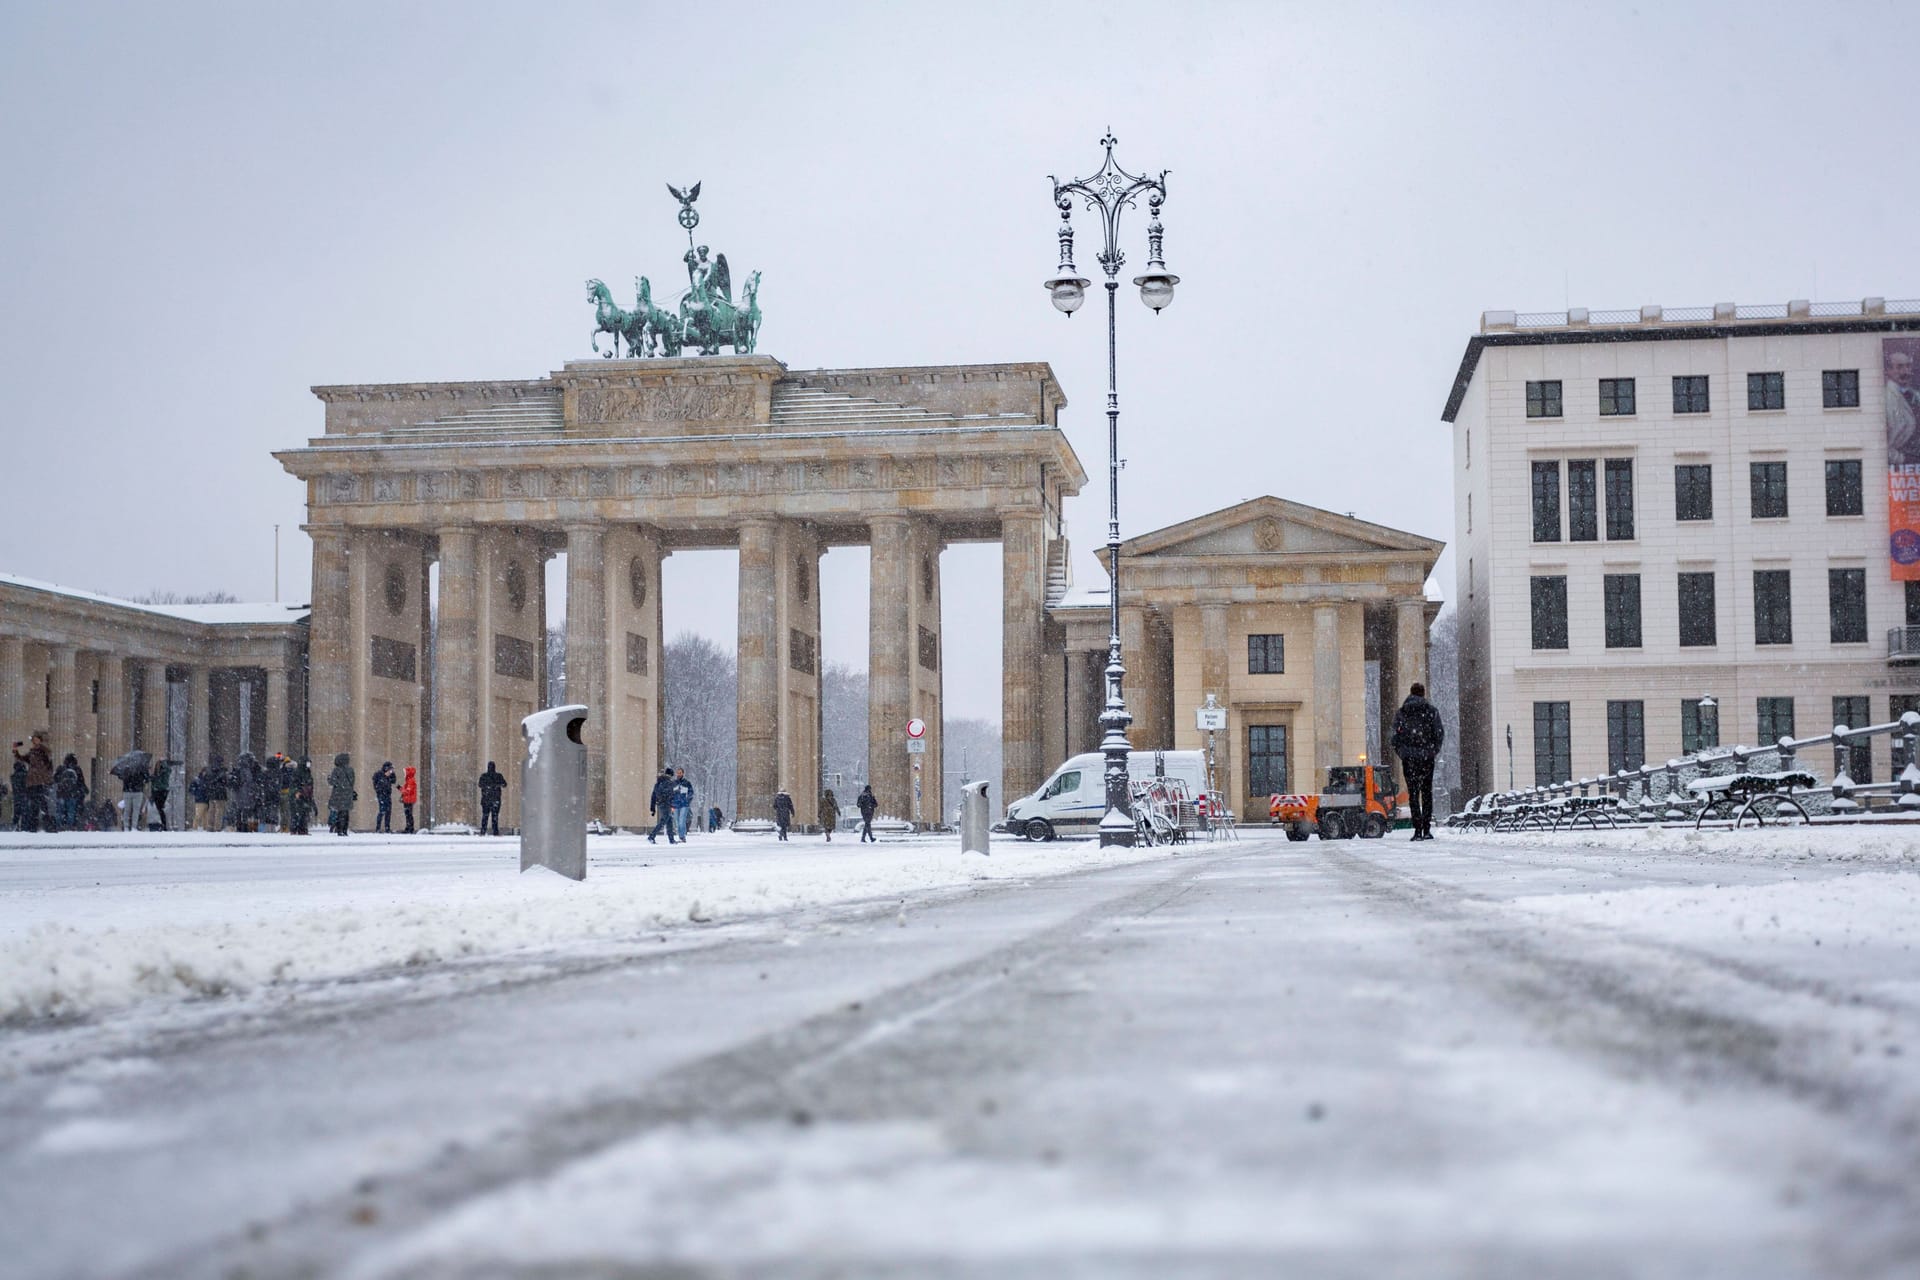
[372,761,397,833]
[203,755,229,831]
[326,752,356,836]
[707,804,723,833]
[16,732,54,832]
[149,758,171,831]
[291,757,315,835]
[820,788,840,842]
[109,752,149,831]
[671,767,695,840]
[54,753,88,830]
[1391,680,1445,841]
[477,761,507,835]
[400,765,418,833]
[772,789,794,841]
[856,783,878,842]
[647,767,678,843]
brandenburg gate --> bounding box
[276,355,1083,829]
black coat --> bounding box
[857,788,877,818]
[478,768,507,803]
[372,765,397,800]
[1391,694,1445,762]
[772,792,795,822]
[648,773,675,814]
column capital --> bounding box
[48,642,78,662]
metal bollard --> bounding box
[960,780,991,855]
[520,704,589,880]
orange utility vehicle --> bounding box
[1269,762,1403,841]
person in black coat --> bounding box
[371,761,397,832]
[647,767,678,844]
[53,754,88,831]
[772,789,794,841]
[477,762,507,835]
[1390,682,1446,841]
[856,784,878,843]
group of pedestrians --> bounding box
[9,731,181,832]
[768,782,879,842]
[648,766,697,843]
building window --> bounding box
[1673,375,1710,414]
[1753,569,1793,644]
[1526,380,1562,418]
[1756,696,1795,745]
[1532,461,1561,542]
[1530,575,1568,650]
[1674,464,1713,521]
[1604,574,1642,647]
[1604,459,1635,539]
[1681,700,1711,754]
[1678,572,1717,646]
[1829,567,1868,643]
[1598,378,1636,416]
[1568,460,1598,541]
[1823,369,1861,408]
[1835,695,1872,783]
[1247,633,1285,674]
[1606,700,1645,773]
[1747,371,1785,410]
[1826,458,1863,516]
[1248,724,1288,797]
[1750,461,1789,518]
[1533,701,1571,784]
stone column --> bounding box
[434,526,480,827]
[735,519,779,820]
[306,528,353,762]
[867,514,912,820]
[564,524,609,822]
[265,664,290,758]
[1313,603,1344,772]
[141,660,169,756]
[96,655,127,782]
[187,665,211,768]
[47,645,78,759]
[1200,604,1233,801]
[1396,597,1428,700]
[1064,650,1099,758]
[1001,510,1047,804]
[0,636,23,749]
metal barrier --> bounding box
[1451,712,1920,832]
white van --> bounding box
[1003,750,1208,840]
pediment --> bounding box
[1123,496,1443,560]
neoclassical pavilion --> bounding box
[276,355,1083,829]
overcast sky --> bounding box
[5,1,1917,724]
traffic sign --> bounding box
[1196,706,1227,731]
[906,718,926,739]
[907,738,927,754]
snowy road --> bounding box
[2,829,1918,1277]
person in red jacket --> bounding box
[399,765,418,834]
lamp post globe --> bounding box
[1047,134,1175,848]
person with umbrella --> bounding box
[110,749,153,832]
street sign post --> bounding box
[906,719,928,825]
[1196,694,1224,832]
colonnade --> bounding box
[305,509,1050,832]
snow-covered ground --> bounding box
[0,829,1167,1023]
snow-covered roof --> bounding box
[0,575,309,626]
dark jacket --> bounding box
[54,756,88,800]
[150,760,171,794]
[203,758,229,801]
[670,776,694,810]
[326,753,356,813]
[857,786,878,819]
[1391,694,1445,762]
[23,742,54,788]
[372,763,397,800]
[649,772,675,815]
[820,791,840,827]
[772,791,794,823]
[478,766,507,804]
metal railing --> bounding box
[1454,711,1920,831]
[1890,626,1920,662]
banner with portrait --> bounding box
[1887,336,1920,580]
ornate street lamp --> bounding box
[1047,133,1177,847]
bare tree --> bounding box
[1426,604,1461,812]
[663,633,737,818]
[820,661,868,791]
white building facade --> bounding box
[1445,298,1920,795]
